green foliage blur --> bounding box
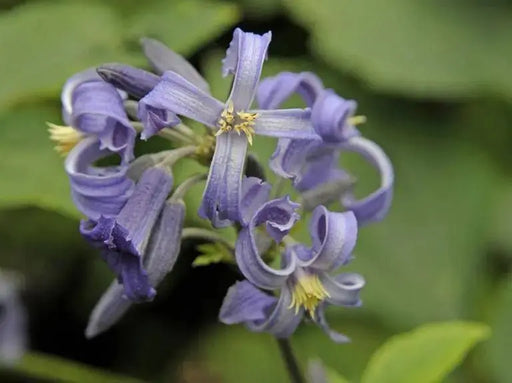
[0,0,511,382]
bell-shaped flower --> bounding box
[85,199,186,338]
[220,182,364,342]
[80,165,173,302]
[139,28,319,227]
[50,69,135,162]
[0,271,27,364]
[258,72,394,225]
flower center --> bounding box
[289,269,330,318]
[47,122,83,155]
[216,100,258,145]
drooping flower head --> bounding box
[50,69,136,162]
[220,180,364,342]
[258,72,394,225]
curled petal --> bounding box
[139,71,223,134]
[65,137,134,220]
[235,228,295,290]
[307,206,358,271]
[97,64,160,99]
[257,71,324,109]
[269,138,315,180]
[252,109,318,139]
[339,136,394,225]
[139,106,181,141]
[219,280,276,325]
[246,285,303,338]
[239,176,271,226]
[0,274,27,364]
[223,28,272,110]
[85,281,130,339]
[141,37,210,93]
[199,132,247,227]
[321,273,365,307]
[61,68,101,124]
[235,197,300,289]
[71,81,135,162]
[315,304,350,343]
[252,196,301,243]
[311,90,358,143]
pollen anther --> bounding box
[47,122,83,155]
[289,271,330,319]
[216,101,258,145]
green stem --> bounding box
[169,173,207,202]
[181,228,234,250]
[276,338,306,383]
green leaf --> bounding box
[0,105,79,217]
[284,0,512,99]
[361,321,490,383]
[0,2,126,110]
[6,352,142,383]
[324,366,351,383]
[481,278,512,382]
[127,0,240,55]
[193,242,233,267]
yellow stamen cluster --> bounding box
[348,115,367,126]
[289,272,330,318]
[216,101,258,145]
[47,122,83,155]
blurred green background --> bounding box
[1,0,512,382]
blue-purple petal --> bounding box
[339,136,394,225]
[65,137,135,220]
[306,206,358,271]
[85,281,130,339]
[311,90,358,143]
[96,64,160,99]
[85,200,185,338]
[61,68,101,125]
[321,272,365,307]
[138,71,223,138]
[252,108,318,139]
[223,28,271,110]
[239,176,271,226]
[246,284,303,338]
[219,280,276,324]
[141,37,210,93]
[315,304,350,343]
[257,71,324,109]
[71,81,135,162]
[235,197,300,289]
[199,132,247,227]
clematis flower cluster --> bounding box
[49,28,393,341]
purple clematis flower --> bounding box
[139,28,319,227]
[220,181,364,342]
[85,199,185,338]
[80,165,173,302]
[257,72,394,225]
[52,68,136,162]
[0,272,27,364]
